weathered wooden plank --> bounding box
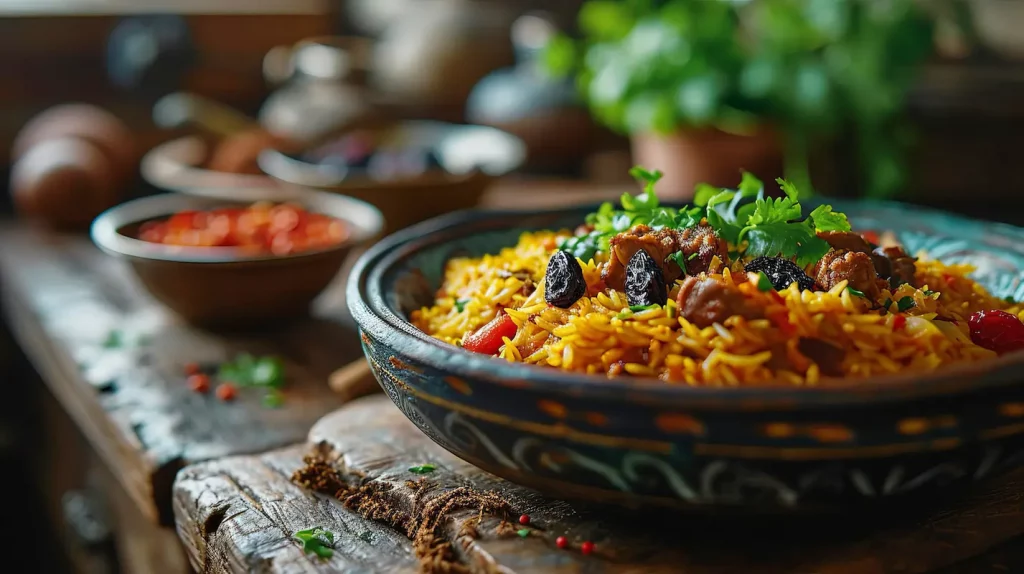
[174,444,420,573]
[301,396,1024,574]
[0,222,372,524]
[172,394,1024,573]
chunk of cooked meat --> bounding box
[678,224,729,275]
[602,225,682,290]
[817,230,893,278]
[812,249,881,299]
[675,276,763,328]
[817,231,873,254]
[797,337,845,377]
[873,246,918,288]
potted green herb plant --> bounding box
[544,0,949,200]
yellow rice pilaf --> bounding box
[410,230,1024,386]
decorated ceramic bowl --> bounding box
[347,200,1024,512]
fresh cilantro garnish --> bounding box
[571,166,850,269]
[735,177,832,266]
[629,304,659,312]
[102,330,123,349]
[571,167,703,259]
[218,354,285,388]
[667,251,687,272]
[409,464,436,474]
[897,296,915,312]
[262,389,284,409]
[847,287,866,298]
[454,298,469,313]
[293,527,335,560]
[808,205,852,233]
[756,272,774,292]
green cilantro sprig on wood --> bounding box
[293,527,335,560]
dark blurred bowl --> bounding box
[92,191,383,329]
[257,120,526,234]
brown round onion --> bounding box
[11,103,137,184]
[11,137,121,231]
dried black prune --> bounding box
[544,251,586,308]
[625,249,667,307]
[744,256,817,292]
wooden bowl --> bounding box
[348,200,1024,513]
[92,192,383,329]
[257,120,526,234]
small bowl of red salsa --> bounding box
[91,191,383,328]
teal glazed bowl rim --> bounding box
[347,198,1024,412]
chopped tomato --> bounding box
[892,315,906,331]
[462,312,518,355]
[767,308,796,336]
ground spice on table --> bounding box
[292,450,512,574]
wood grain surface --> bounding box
[0,222,372,525]
[174,395,1024,574]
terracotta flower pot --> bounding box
[630,127,783,201]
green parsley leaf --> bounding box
[454,298,469,313]
[674,206,704,229]
[1005,295,1018,304]
[667,251,687,272]
[775,177,801,202]
[693,183,721,207]
[882,298,894,311]
[517,529,530,538]
[809,204,852,233]
[262,389,284,409]
[294,527,335,560]
[558,232,602,263]
[756,272,774,292]
[219,354,286,388]
[897,296,915,312]
[705,188,756,244]
[102,330,123,349]
[294,527,334,546]
[628,304,659,312]
[847,287,866,298]
[923,290,937,296]
[739,171,764,196]
[628,166,663,188]
[252,357,285,388]
[743,222,830,267]
[310,545,334,559]
[409,464,436,474]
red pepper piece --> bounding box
[892,315,906,331]
[968,310,1024,355]
[462,312,517,355]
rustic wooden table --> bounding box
[14,179,1024,573]
[0,222,375,572]
[174,394,1024,574]
[0,181,627,572]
